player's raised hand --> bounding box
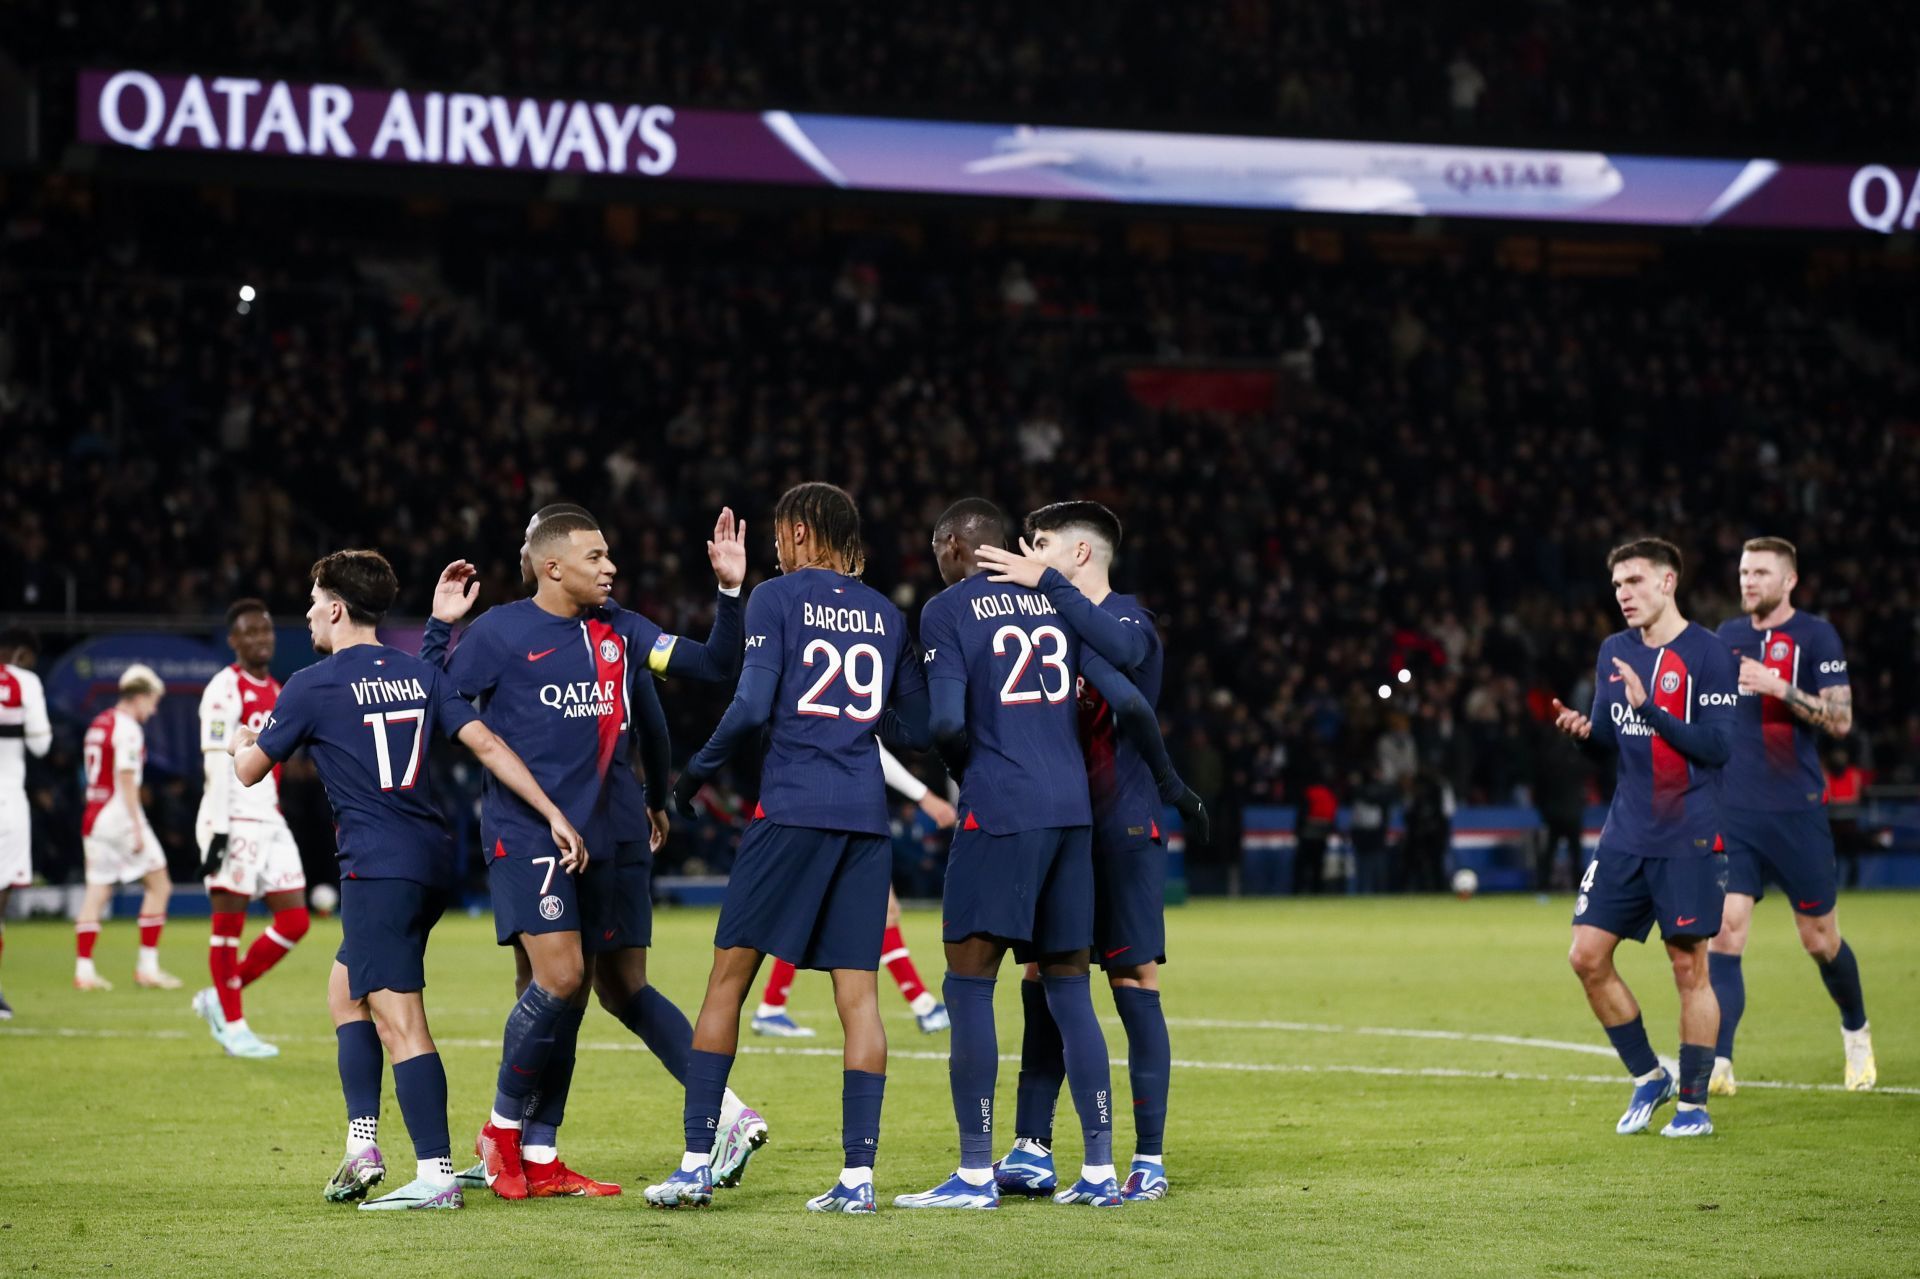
[647,806,671,853]
[549,815,588,873]
[1611,658,1647,709]
[708,507,747,590]
[977,537,1049,589]
[1737,656,1787,698]
[431,559,481,623]
[1550,697,1592,740]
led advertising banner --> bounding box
[77,69,1913,233]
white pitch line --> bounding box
[1159,1016,1620,1059]
[3,1024,1912,1097]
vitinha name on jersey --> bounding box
[969,592,1059,623]
[802,602,887,633]
[539,679,621,718]
[350,676,429,706]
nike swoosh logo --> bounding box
[603,929,616,940]
[1675,917,1697,927]
[1797,900,1822,910]
[1104,946,1131,959]
[511,1064,538,1075]
[527,648,557,662]
[1609,674,1624,682]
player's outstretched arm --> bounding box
[653,591,746,683]
[877,682,932,754]
[978,543,1150,671]
[928,679,970,781]
[669,664,780,817]
[1083,651,1210,846]
[228,724,273,786]
[456,720,588,870]
[419,617,452,670]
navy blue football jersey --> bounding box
[919,573,1091,834]
[1587,622,1736,859]
[688,569,924,835]
[1077,592,1164,848]
[254,644,478,885]
[1717,612,1848,812]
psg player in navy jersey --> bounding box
[1708,537,1875,1095]
[974,501,1194,1203]
[1552,539,1736,1138]
[430,504,769,1192]
[642,483,930,1213]
[229,550,584,1211]
[897,498,1202,1212]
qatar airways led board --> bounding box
[77,69,1915,234]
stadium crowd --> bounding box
[4,178,1918,888]
[15,1,1920,152]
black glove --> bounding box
[200,832,230,878]
[669,772,705,821]
[1173,788,1210,849]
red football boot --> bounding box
[476,1123,529,1200]
[526,1158,622,1197]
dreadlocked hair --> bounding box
[775,482,866,576]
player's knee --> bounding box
[541,962,585,1001]
[1568,944,1608,983]
[272,907,311,944]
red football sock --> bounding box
[881,925,928,1006]
[210,911,246,1021]
[238,908,309,985]
[137,914,165,950]
[760,958,796,1011]
[76,922,100,960]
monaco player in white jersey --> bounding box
[0,628,53,1019]
[76,664,178,991]
[190,600,309,1060]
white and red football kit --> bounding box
[81,707,166,886]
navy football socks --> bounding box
[1603,1014,1662,1079]
[492,981,569,1121]
[1677,1042,1713,1106]
[944,973,1000,1169]
[1709,952,1744,1058]
[522,1000,585,1150]
[1014,976,1063,1146]
[336,1021,383,1123]
[393,1052,452,1160]
[620,985,694,1084]
[683,1048,736,1155]
[1042,973,1115,1168]
[1113,985,1170,1158]
[842,1069,886,1170]
[1818,941,1868,1032]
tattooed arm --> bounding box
[1739,658,1854,736]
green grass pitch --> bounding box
[2,894,1916,1277]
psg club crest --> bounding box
[1575,893,1589,916]
[1659,671,1682,695]
[1770,641,1789,661]
[539,894,564,921]
[598,638,620,664]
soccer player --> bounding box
[895,498,1204,1211]
[431,504,768,1192]
[75,664,179,992]
[642,482,929,1213]
[751,744,954,1038]
[0,627,51,1020]
[1709,537,1875,1092]
[230,549,585,1210]
[191,599,309,1060]
[1551,538,1735,1138]
[974,501,1191,1202]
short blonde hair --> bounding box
[118,663,163,697]
[1742,536,1798,572]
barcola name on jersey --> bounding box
[969,592,1059,623]
[539,679,621,718]
[801,602,887,633]
[1610,690,1737,735]
[350,676,429,706]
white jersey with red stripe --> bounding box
[0,663,52,795]
[82,707,146,837]
[196,664,283,825]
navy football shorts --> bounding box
[1573,849,1728,943]
[943,823,1094,962]
[486,819,585,945]
[715,820,890,971]
[1721,807,1838,917]
[581,841,655,953]
[336,877,450,1000]
[1093,834,1168,969]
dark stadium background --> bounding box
[4,4,1918,907]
